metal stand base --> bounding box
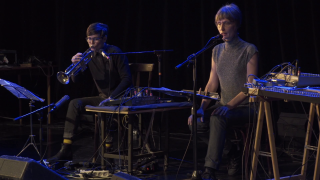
[17,135,40,157]
[16,100,40,158]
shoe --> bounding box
[227,155,241,176]
[202,167,217,180]
[47,143,72,163]
[227,142,242,176]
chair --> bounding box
[128,63,156,150]
[92,63,155,164]
[129,63,154,87]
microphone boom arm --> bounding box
[14,103,55,121]
[100,49,173,56]
[175,40,219,69]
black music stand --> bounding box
[0,79,45,157]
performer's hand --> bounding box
[212,105,231,116]
[188,108,204,125]
[71,53,83,64]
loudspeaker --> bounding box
[0,155,67,180]
[111,172,141,180]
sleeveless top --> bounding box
[212,36,258,105]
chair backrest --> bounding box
[129,63,154,87]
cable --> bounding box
[288,150,317,180]
[151,116,156,148]
[91,112,115,172]
[89,132,114,168]
[300,101,319,142]
[175,133,193,180]
[247,74,260,84]
[246,100,274,180]
[39,113,49,165]
[36,64,55,77]
[260,62,292,80]
[242,101,257,180]
[118,88,133,171]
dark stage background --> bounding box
[0,0,319,133]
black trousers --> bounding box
[189,103,254,170]
[63,96,104,139]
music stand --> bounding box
[0,79,45,157]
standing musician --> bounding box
[187,3,259,179]
[48,22,132,162]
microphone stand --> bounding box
[14,103,54,121]
[156,52,162,87]
[15,103,55,161]
[37,111,44,160]
[175,38,220,180]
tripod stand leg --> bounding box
[16,135,40,157]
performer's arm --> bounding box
[109,54,132,98]
[200,56,219,111]
[70,53,85,83]
[188,56,219,125]
[213,52,258,115]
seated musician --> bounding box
[48,22,132,162]
[187,3,259,179]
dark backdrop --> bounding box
[0,0,319,132]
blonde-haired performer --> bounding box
[188,4,258,179]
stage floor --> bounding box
[0,119,316,180]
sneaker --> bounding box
[202,167,217,180]
[47,143,72,163]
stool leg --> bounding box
[313,104,320,179]
[301,103,315,178]
[164,112,169,171]
[138,114,142,149]
[101,114,106,169]
[313,104,320,180]
[93,114,99,163]
[264,101,280,179]
[250,101,265,180]
[128,115,133,174]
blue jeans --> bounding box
[189,103,254,170]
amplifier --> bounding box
[0,155,67,180]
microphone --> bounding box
[99,49,109,59]
[211,34,223,40]
[49,95,70,113]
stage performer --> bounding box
[188,3,259,179]
[48,22,132,162]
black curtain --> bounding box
[1,0,319,128]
